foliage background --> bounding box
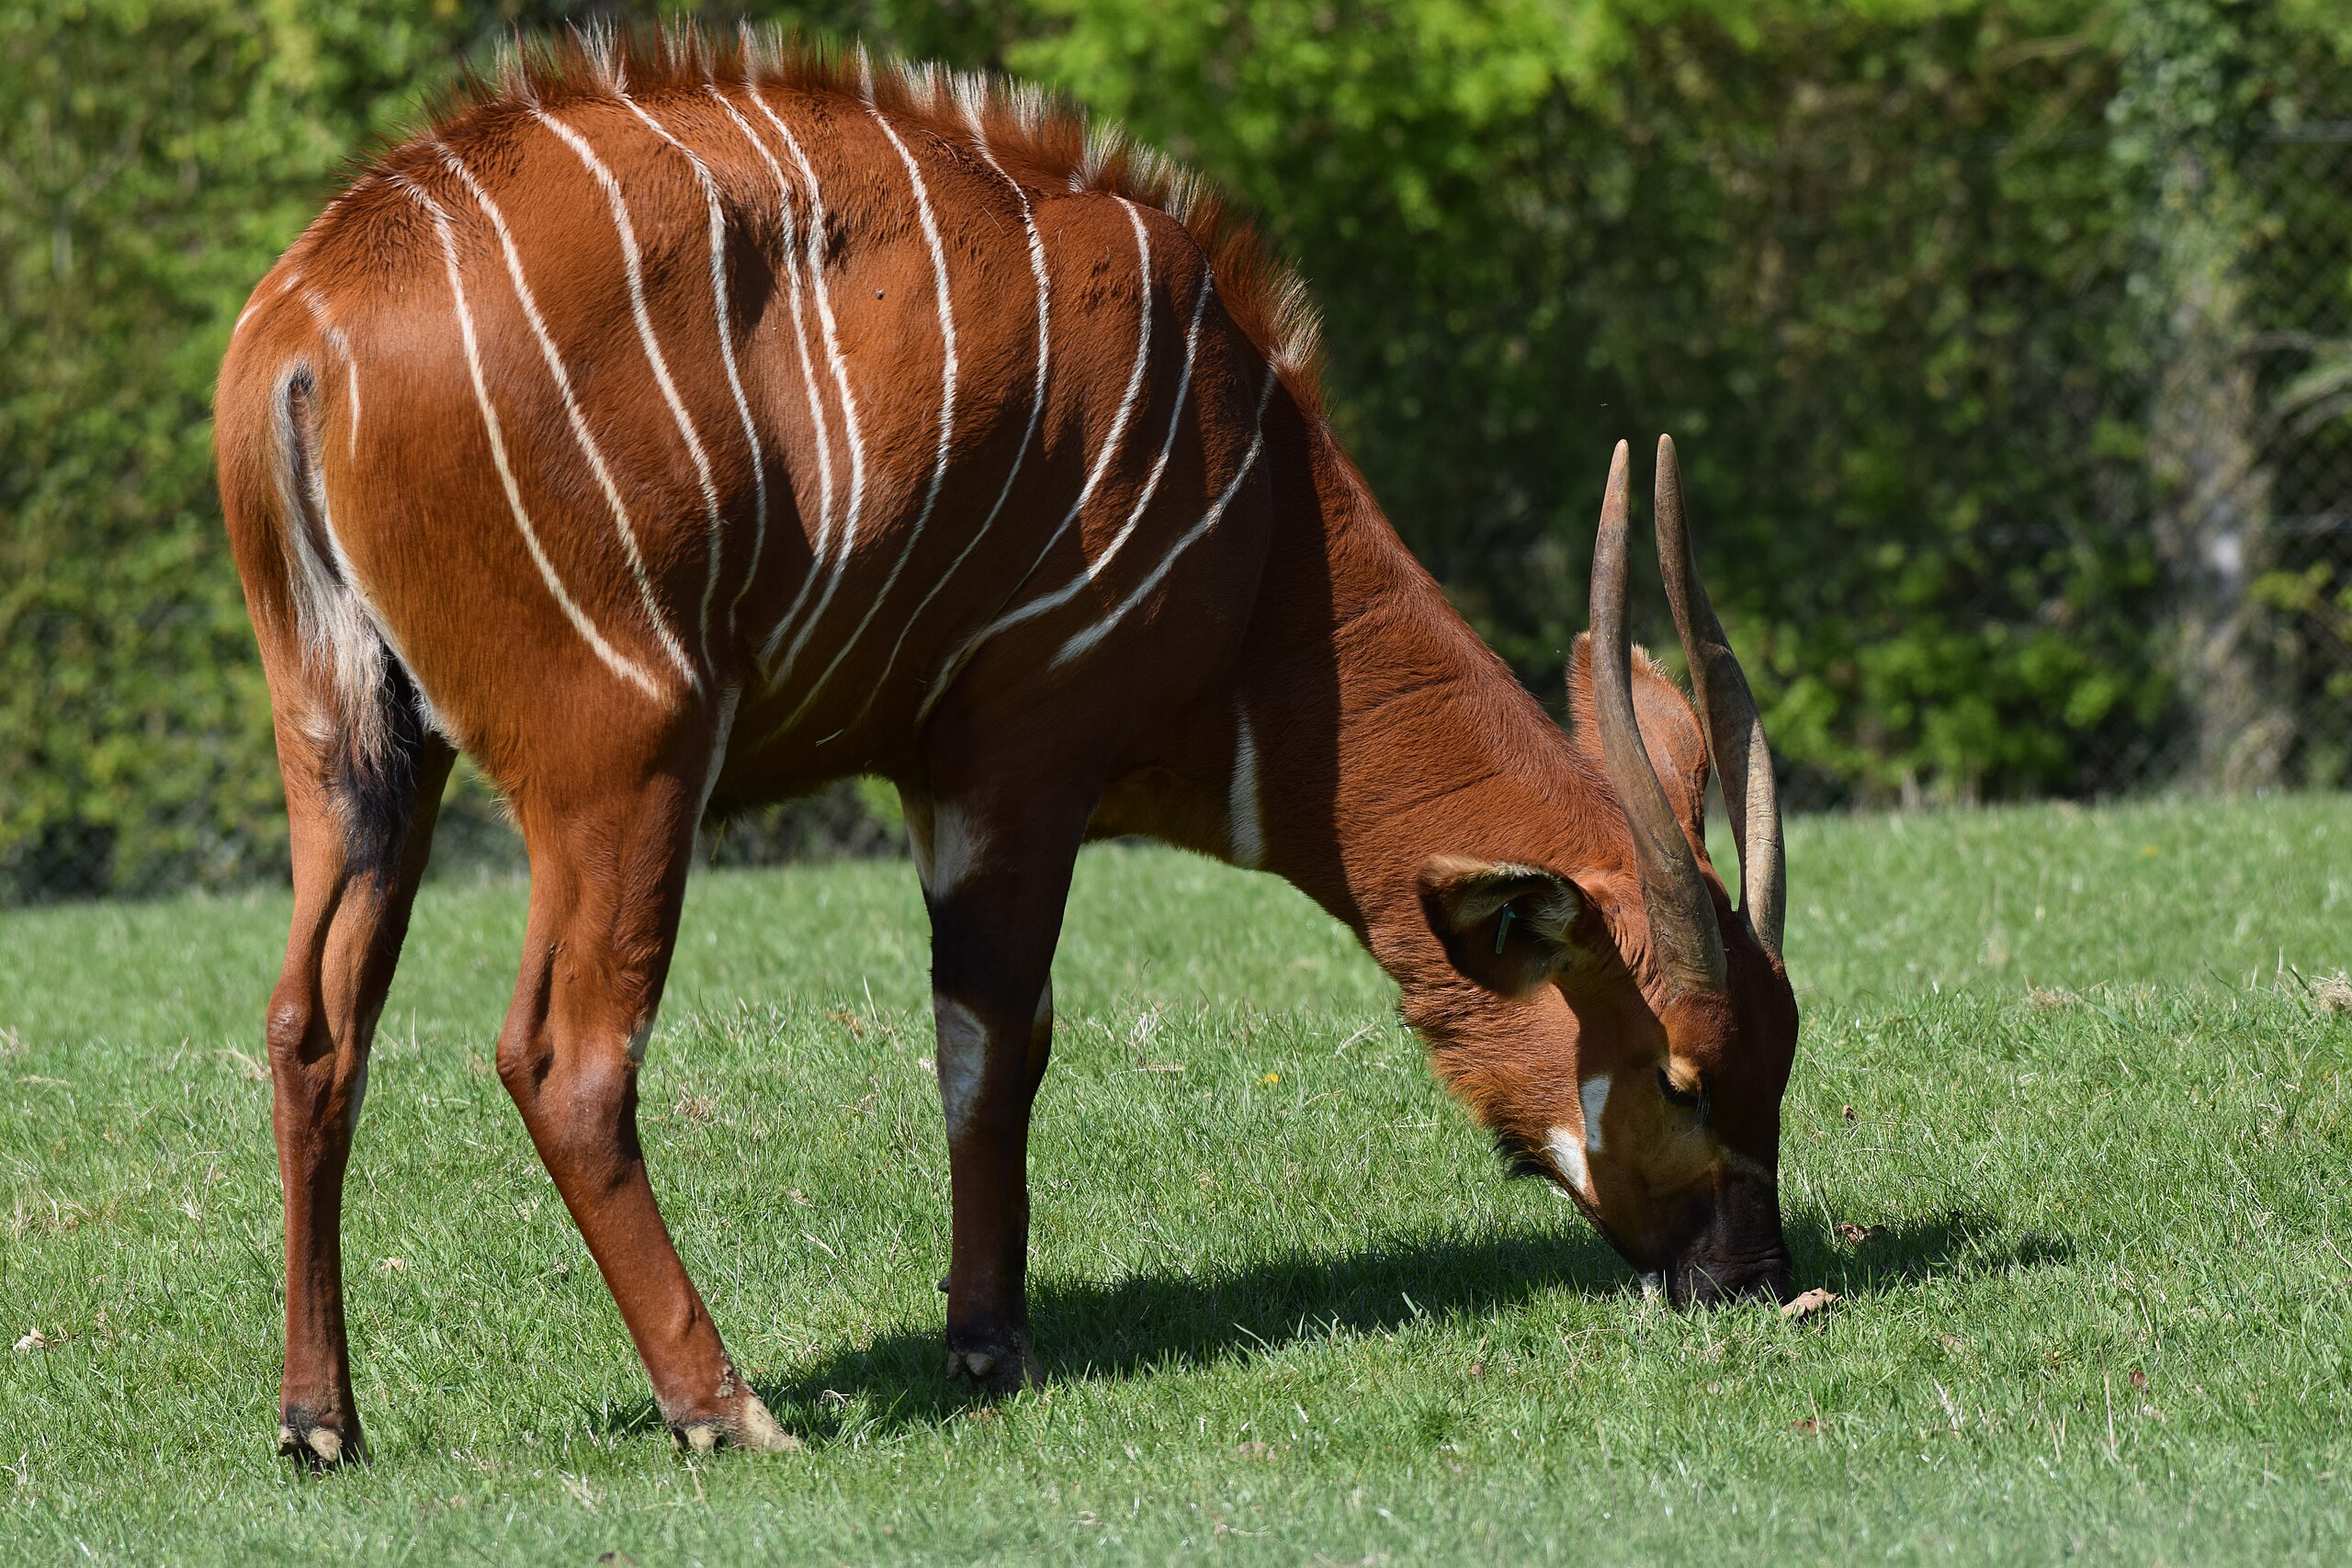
[3,0,2346,900]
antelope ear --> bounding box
[1567,634,1710,847]
[1418,856,1590,996]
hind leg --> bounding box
[265,699,451,1467]
[493,761,792,1453]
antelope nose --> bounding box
[1666,1244,1795,1310]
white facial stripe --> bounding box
[392,175,662,700]
[707,86,836,626]
[768,107,960,739]
[616,96,770,638]
[851,112,1053,732]
[1049,366,1279,669]
[751,85,868,689]
[1580,1073,1611,1153]
[533,108,727,673]
[433,142,698,692]
[1228,709,1263,868]
[1544,1127,1591,1199]
[933,997,988,1137]
[917,197,1157,720]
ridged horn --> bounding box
[1653,435,1784,957]
[1588,440,1728,995]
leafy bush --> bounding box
[1,0,2342,900]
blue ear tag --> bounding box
[1494,907,1515,954]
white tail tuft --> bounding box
[270,364,397,771]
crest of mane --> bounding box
[360,23,1324,415]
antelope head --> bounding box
[1415,437,1797,1307]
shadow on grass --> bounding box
[1798,1207,2075,1298]
[568,1207,2075,1443]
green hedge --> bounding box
[3,1,2344,900]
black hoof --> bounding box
[944,1337,1043,1394]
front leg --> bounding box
[906,783,1086,1393]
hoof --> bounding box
[672,1391,802,1456]
[277,1411,364,1469]
[944,1338,1043,1394]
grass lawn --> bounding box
[3,794,2350,1563]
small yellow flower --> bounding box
[1260,1072,1281,1086]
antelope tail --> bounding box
[246,357,430,885]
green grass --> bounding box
[3,795,2350,1563]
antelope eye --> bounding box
[1657,1066,1702,1111]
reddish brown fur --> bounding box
[216,26,1797,1464]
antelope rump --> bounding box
[215,28,1799,1465]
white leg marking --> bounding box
[626,1018,656,1066]
[852,107,1054,730]
[432,142,697,690]
[933,998,989,1138]
[614,96,769,637]
[1228,710,1263,869]
[389,176,662,700]
[532,108,728,674]
[1050,366,1281,669]
[928,802,988,897]
[1580,1073,1612,1153]
[1544,1127,1591,1199]
[746,85,868,687]
[765,106,959,739]
[707,86,836,623]
[914,198,1157,726]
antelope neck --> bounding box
[1239,451,1621,965]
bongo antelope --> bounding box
[216,28,1797,1464]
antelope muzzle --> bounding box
[1662,1171,1794,1309]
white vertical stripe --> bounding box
[390,176,662,701]
[745,85,869,686]
[533,107,728,673]
[707,85,835,621]
[852,111,1053,731]
[615,94,769,636]
[768,107,958,739]
[977,276,1211,644]
[294,288,362,459]
[911,198,1156,728]
[1228,710,1263,868]
[1050,366,1279,670]
[433,142,697,691]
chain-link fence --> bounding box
[2244,119,2352,791]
